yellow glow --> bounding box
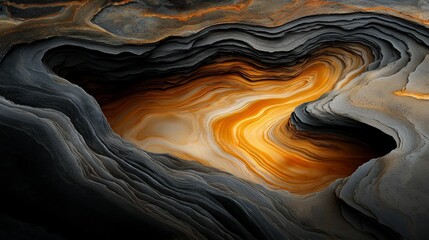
[394,90,429,100]
[103,44,374,194]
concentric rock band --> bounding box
[0,8,428,240]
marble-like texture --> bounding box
[0,1,428,239]
[97,45,388,194]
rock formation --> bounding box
[0,1,428,239]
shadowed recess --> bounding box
[5,10,429,239]
[44,41,396,194]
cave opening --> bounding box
[43,43,396,194]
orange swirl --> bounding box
[103,44,374,194]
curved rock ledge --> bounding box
[0,12,428,240]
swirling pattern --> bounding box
[102,45,381,194]
[1,1,429,239]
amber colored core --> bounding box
[103,44,376,194]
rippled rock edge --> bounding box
[1,12,427,239]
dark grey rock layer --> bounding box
[0,12,428,239]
